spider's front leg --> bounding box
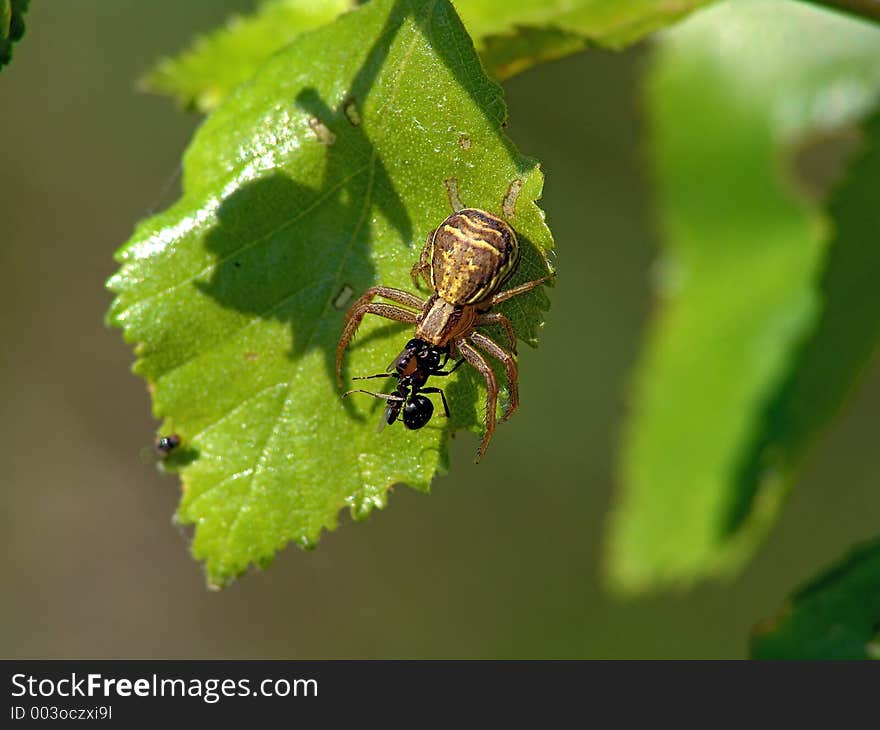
[343,286,425,324]
[336,298,420,387]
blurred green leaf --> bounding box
[751,538,880,659]
[142,0,353,113]
[607,0,880,594]
[108,0,553,587]
[143,0,711,111]
[476,25,592,81]
[749,115,880,658]
[733,112,880,542]
[0,0,28,71]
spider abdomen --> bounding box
[429,208,520,305]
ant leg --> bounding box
[336,304,419,387]
[353,373,396,381]
[410,230,434,290]
[475,311,517,355]
[470,331,518,423]
[343,389,400,401]
[420,387,450,418]
[456,339,498,463]
[342,389,404,402]
[344,389,407,434]
[485,273,555,307]
[432,358,465,376]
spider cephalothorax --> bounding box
[337,208,553,461]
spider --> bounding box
[336,207,553,461]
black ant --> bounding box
[344,338,463,431]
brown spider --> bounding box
[336,207,553,461]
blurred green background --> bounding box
[2,0,878,658]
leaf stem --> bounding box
[798,0,880,24]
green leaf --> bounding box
[606,0,880,594]
[459,0,712,48]
[733,111,880,545]
[142,0,354,113]
[751,539,880,659]
[143,0,711,111]
[108,0,554,587]
[0,0,29,71]
[460,0,713,79]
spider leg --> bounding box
[336,303,419,387]
[456,339,498,463]
[344,285,425,324]
[470,331,518,423]
[410,230,435,291]
[475,311,517,355]
[485,273,555,307]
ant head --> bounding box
[410,339,444,368]
[419,345,443,371]
[401,394,434,430]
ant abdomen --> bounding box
[402,394,434,430]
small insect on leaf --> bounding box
[154,433,181,458]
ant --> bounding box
[344,338,463,432]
